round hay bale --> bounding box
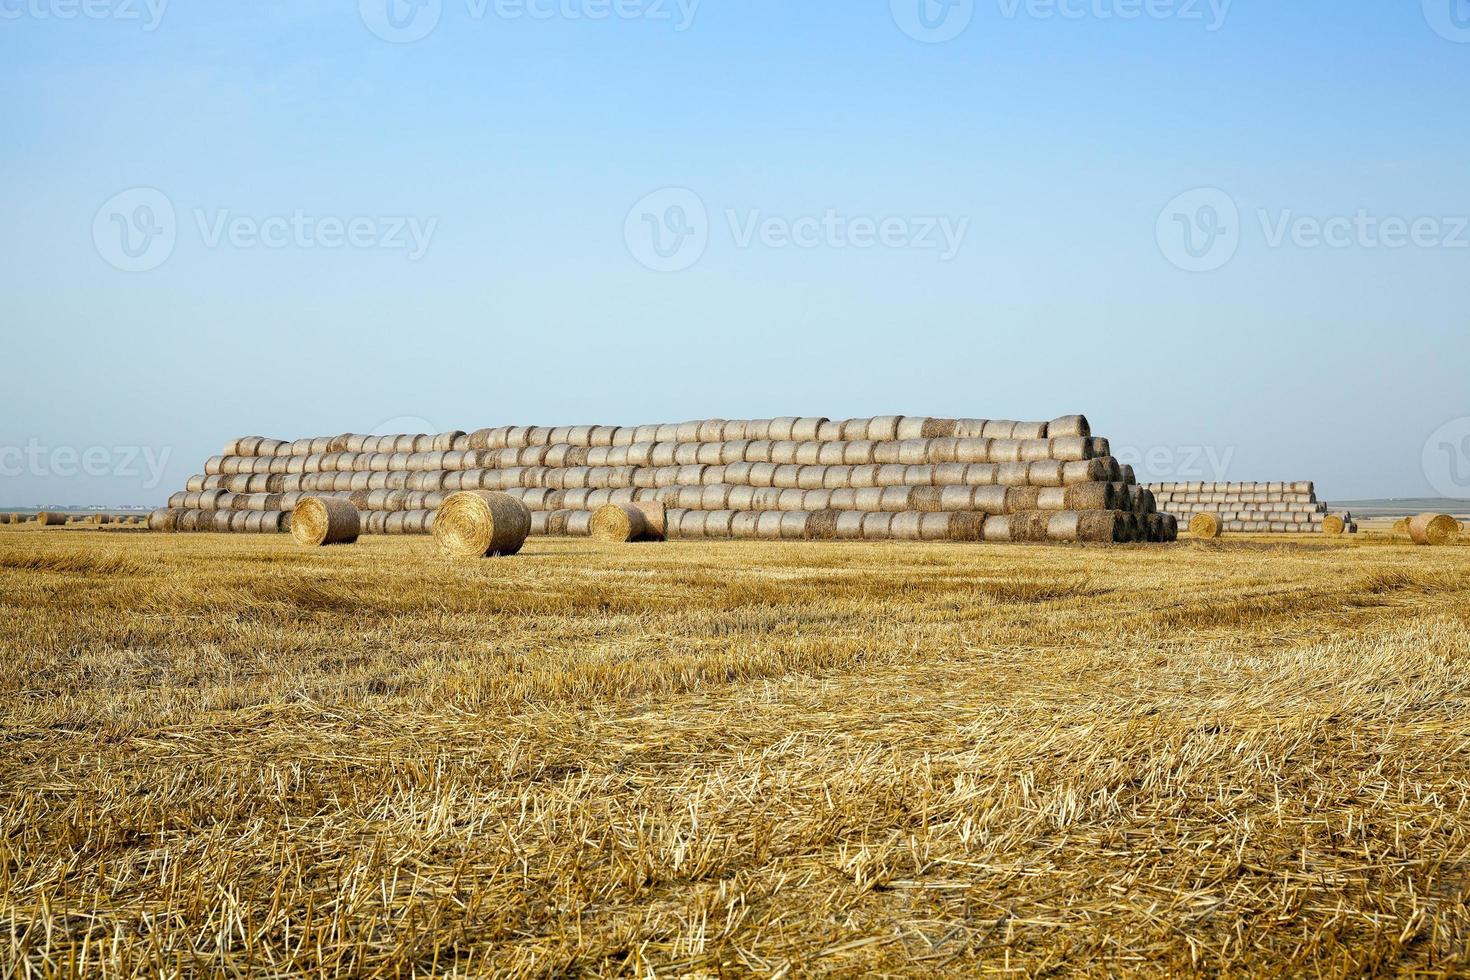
[291,497,360,547]
[860,512,893,540]
[1392,516,1410,534]
[729,511,761,539]
[1189,512,1222,539]
[1048,415,1091,439]
[917,512,950,540]
[1077,511,1122,543]
[889,512,924,541]
[1064,483,1115,511]
[789,418,826,441]
[1005,486,1043,514]
[920,419,958,439]
[982,515,1012,541]
[1408,513,1459,546]
[35,512,68,527]
[702,510,735,538]
[865,416,902,441]
[434,491,531,557]
[834,511,866,540]
[147,509,178,532]
[1321,515,1346,536]
[946,512,987,541]
[590,503,654,543]
[804,510,840,540]
[1010,511,1050,543]
[1046,511,1082,543]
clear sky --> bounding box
[3,0,1468,505]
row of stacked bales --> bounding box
[1144,481,1330,533]
[150,415,1176,543]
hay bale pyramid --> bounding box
[149,414,1176,544]
[1144,481,1331,534]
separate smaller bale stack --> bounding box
[434,491,531,558]
[1147,481,1328,533]
[291,497,361,547]
[1409,513,1460,547]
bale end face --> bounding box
[589,503,653,543]
[434,491,531,558]
[1189,512,1222,539]
[1408,512,1459,546]
[1321,515,1346,536]
[291,497,361,547]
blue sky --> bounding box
[3,0,1468,504]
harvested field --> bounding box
[2,528,1469,975]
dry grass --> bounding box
[2,529,1469,976]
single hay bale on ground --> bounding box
[1189,512,1222,539]
[1409,513,1460,546]
[1321,515,1346,536]
[291,497,361,547]
[434,491,532,557]
[589,503,661,543]
[1392,517,1410,534]
[35,512,68,527]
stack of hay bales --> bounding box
[148,415,1176,544]
[1145,482,1331,533]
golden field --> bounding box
[2,527,1469,976]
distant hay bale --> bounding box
[1409,513,1459,546]
[589,503,662,543]
[291,497,360,547]
[1189,512,1221,539]
[1392,517,1410,534]
[35,512,68,527]
[1321,515,1346,536]
[433,491,532,557]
